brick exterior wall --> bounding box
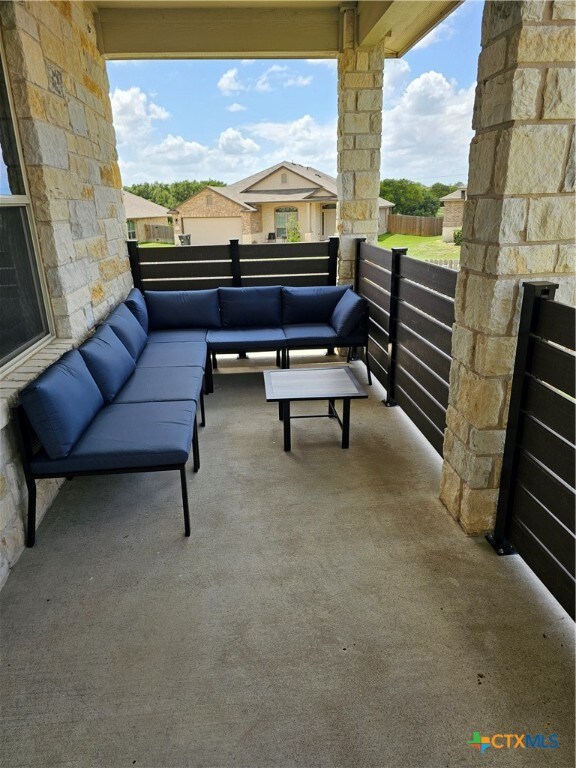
[443,200,465,227]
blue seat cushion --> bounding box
[125,288,149,333]
[146,290,220,330]
[78,325,136,403]
[147,329,207,343]
[136,341,207,368]
[115,367,204,404]
[219,287,282,328]
[20,350,103,460]
[104,303,148,361]
[206,328,286,352]
[283,324,339,347]
[330,290,367,337]
[30,401,196,475]
[282,286,348,325]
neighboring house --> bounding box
[171,162,394,245]
[122,190,173,243]
[440,187,467,242]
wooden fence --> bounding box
[388,214,443,237]
[144,224,174,243]
[127,237,339,291]
[355,240,457,455]
[487,282,575,619]
[424,257,460,271]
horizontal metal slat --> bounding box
[140,261,232,279]
[523,378,575,445]
[240,258,329,277]
[396,324,451,383]
[365,349,388,390]
[529,338,575,397]
[535,298,575,350]
[397,278,454,327]
[367,337,389,381]
[242,275,331,287]
[509,518,575,620]
[137,245,230,262]
[512,485,575,575]
[521,415,575,488]
[360,243,392,271]
[395,386,445,455]
[395,367,447,433]
[364,294,390,333]
[368,318,389,352]
[397,255,457,298]
[240,242,330,259]
[397,303,453,356]
[142,277,233,291]
[396,345,449,409]
[517,452,575,533]
[360,259,392,291]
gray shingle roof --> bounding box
[122,190,170,218]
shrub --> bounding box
[286,213,301,243]
[453,228,463,245]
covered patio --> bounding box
[1,354,574,766]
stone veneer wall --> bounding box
[440,0,575,535]
[0,0,132,584]
[336,22,384,283]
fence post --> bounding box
[328,237,339,285]
[229,239,241,287]
[385,246,407,407]
[354,237,365,293]
[126,240,143,292]
[486,281,559,555]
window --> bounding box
[127,219,136,239]
[274,206,298,239]
[0,44,49,368]
[280,173,288,185]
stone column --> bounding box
[440,0,575,535]
[336,28,384,283]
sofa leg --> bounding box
[192,418,200,473]
[205,354,214,394]
[326,346,335,356]
[276,349,281,368]
[365,345,372,385]
[212,351,218,370]
[26,478,37,548]
[180,467,191,537]
[200,391,206,427]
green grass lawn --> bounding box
[377,233,460,261]
[138,241,174,248]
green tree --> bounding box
[286,213,301,243]
[380,178,438,217]
[429,182,458,200]
[124,179,226,210]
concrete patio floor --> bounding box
[1,353,574,768]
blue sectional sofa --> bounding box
[16,284,369,546]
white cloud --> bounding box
[381,71,475,182]
[247,114,337,173]
[255,64,288,92]
[284,75,312,88]
[413,12,457,50]
[217,68,246,94]
[217,128,260,155]
[145,134,209,163]
[383,59,411,103]
[241,59,255,65]
[227,102,247,112]
[110,87,169,144]
[306,59,337,69]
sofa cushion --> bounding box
[30,401,196,474]
[78,325,136,403]
[115,366,204,404]
[104,303,148,361]
[206,327,286,352]
[20,350,103,459]
[219,287,282,328]
[282,286,348,325]
[146,290,220,330]
[136,341,207,368]
[283,323,339,347]
[147,329,207,343]
[125,288,149,333]
[330,290,366,337]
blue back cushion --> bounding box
[104,303,148,361]
[79,325,136,403]
[330,289,367,337]
[282,286,348,325]
[125,288,149,333]
[20,350,104,459]
[219,287,282,328]
[146,290,221,330]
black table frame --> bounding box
[263,367,367,451]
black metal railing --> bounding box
[487,282,575,619]
[127,238,339,292]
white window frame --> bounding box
[0,34,54,375]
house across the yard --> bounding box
[171,161,394,245]
[123,190,173,243]
[440,186,467,242]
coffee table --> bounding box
[263,366,367,451]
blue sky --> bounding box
[107,0,483,187]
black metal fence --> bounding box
[487,282,575,619]
[127,238,339,292]
[356,240,457,454]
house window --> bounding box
[127,219,136,239]
[274,206,297,239]
[280,173,288,185]
[0,45,50,369]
